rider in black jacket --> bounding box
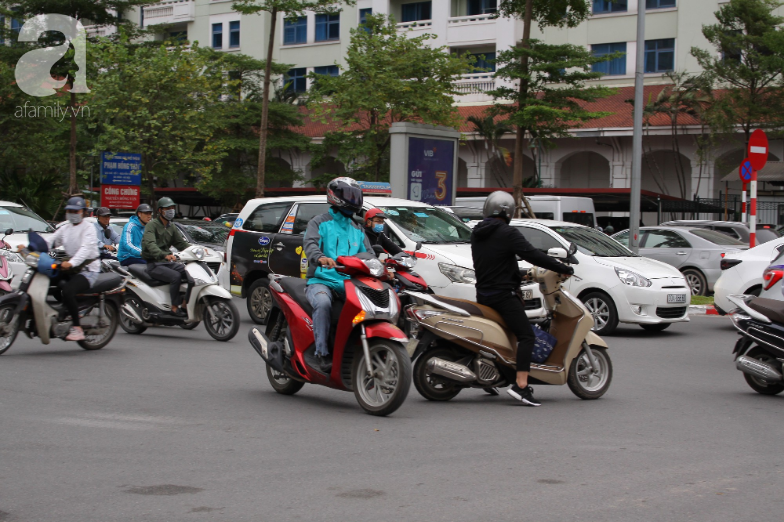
[363,208,403,256]
[471,191,574,407]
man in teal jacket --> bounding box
[304,177,373,372]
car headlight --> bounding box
[363,257,385,278]
[615,267,652,288]
[0,250,24,263]
[193,247,205,260]
[439,263,476,284]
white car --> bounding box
[714,237,784,314]
[0,201,55,289]
[505,219,691,334]
[225,196,548,324]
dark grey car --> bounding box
[661,220,780,245]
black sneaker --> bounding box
[173,308,187,318]
[507,384,541,407]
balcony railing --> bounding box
[448,13,495,24]
[396,19,433,30]
[143,0,196,27]
[453,73,495,95]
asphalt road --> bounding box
[1,309,782,522]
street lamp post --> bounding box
[629,1,646,254]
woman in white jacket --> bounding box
[47,197,100,341]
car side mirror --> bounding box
[547,247,568,259]
[415,241,422,251]
[568,242,578,256]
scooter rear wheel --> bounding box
[413,347,463,401]
[78,301,119,351]
[119,295,147,335]
[352,340,411,416]
[266,364,305,395]
[743,347,784,395]
[0,304,20,355]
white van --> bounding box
[457,196,597,227]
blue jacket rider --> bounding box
[303,177,373,373]
[118,204,153,266]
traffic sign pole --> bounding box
[741,183,747,224]
[750,171,757,248]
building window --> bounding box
[314,65,339,76]
[467,0,497,16]
[592,0,627,14]
[401,1,432,23]
[644,38,675,73]
[592,42,627,75]
[359,8,372,24]
[315,13,340,42]
[229,21,240,48]
[646,0,676,9]
[286,68,307,93]
[212,23,222,49]
[10,8,22,34]
[283,16,307,45]
[468,52,496,72]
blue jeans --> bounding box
[306,283,333,357]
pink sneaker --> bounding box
[65,326,85,341]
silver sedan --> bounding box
[612,226,747,296]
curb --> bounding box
[689,305,719,316]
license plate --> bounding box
[667,294,686,304]
[522,289,533,300]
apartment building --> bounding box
[86,1,784,214]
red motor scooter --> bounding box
[382,248,432,338]
[248,252,412,416]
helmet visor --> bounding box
[335,184,363,209]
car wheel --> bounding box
[745,285,762,297]
[581,291,619,335]
[682,268,707,296]
[247,278,273,325]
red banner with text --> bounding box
[101,184,140,209]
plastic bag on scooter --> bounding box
[531,325,557,364]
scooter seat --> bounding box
[80,273,123,294]
[748,297,784,324]
[278,277,313,317]
[128,265,169,287]
[434,296,509,329]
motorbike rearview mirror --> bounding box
[568,242,578,256]
[104,228,112,239]
[547,247,568,259]
[4,228,13,236]
[372,244,385,255]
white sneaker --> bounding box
[65,326,85,341]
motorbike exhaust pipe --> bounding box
[121,303,144,325]
[426,357,477,384]
[736,355,783,382]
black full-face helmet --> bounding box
[326,177,363,215]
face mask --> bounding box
[163,209,176,221]
[66,213,82,225]
[338,208,354,217]
[373,224,384,233]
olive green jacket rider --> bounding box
[141,217,190,262]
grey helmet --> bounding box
[136,203,153,214]
[483,191,516,222]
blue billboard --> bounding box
[100,152,142,186]
[406,137,455,206]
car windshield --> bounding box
[549,226,634,257]
[688,229,745,246]
[179,224,230,244]
[0,206,54,233]
[378,206,472,244]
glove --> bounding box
[562,266,575,276]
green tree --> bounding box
[86,38,228,206]
[495,0,594,217]
[197,53,310,209]
[691,0,784,145]
[489,40,616,216]
[308,14,472,183]
[231,0,355,197]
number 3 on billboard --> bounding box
[435,171,447,201]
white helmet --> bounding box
[483,191,516,222]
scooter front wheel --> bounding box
[352,340,412,416]
[203,298,239,342]
[0,304,20,355]
[567,346,612,400]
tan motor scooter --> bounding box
[405,243,612,401]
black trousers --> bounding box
[477,290,534,372]
[147,262,193,307]
[61,274,91,327]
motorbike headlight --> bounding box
[401,256,416,269]
[439,263,476,284]
[25,254,39,268]
[615,267,652,288]
[193,247,205,260]
[363,257,385,278]
[0,250,24,263]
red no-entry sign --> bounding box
[748,129,769,171]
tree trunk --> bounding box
[512,0,535,219]
[69,92,77,195]
[256,7,278,199]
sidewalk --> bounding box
[689,304,719,316]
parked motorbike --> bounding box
[0,232,125,355]
[406,243,613,401]
[0,229,15,295]
[248,252,412,416]
[118,245,239,342]
[727,294,784,395]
